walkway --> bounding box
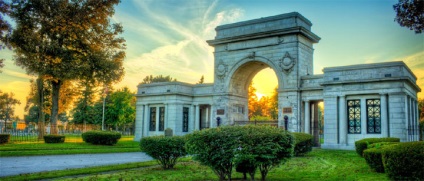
[0,152,153,177]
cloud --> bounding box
[115,0,244,90]
[402,51,424,98]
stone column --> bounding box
[143,104,149,137]
[165,104,168,129]
[206,107,210,126]
[380,94,388,137]
[339,96,347,145]
[416,100,419,141]
[134,103,144,141]
[195,104,200,130]
[304,101,310,134]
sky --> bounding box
[0,0,423,119]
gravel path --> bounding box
[0,152,153,177]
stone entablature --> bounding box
[137,82,214,97]
[322,61,418,88]
[301,75,324,90]
[214,12,315,40]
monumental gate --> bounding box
[134,12,420,149]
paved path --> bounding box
[0,152,153,177]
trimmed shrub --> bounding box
[82,131,121,145]
[363,142,398,173]
[185,125,294,181]
[140,135,186,169]
[43,135,65,143]
[0,134,10,144]
[382,141,424,180]
[292,132,314,156]
[354,137,400,157]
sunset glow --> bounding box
[0,0,423,119]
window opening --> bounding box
[347,100,361,134]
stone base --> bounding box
[321,143,355,150]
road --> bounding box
[0,152,153,177]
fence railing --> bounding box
[233,120,279,127]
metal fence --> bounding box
[233,120,279,127]
[1,123,135,143]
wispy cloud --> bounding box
[114,0,244,89]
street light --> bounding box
[102,87,108,131]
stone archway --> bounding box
[207,13,320,130]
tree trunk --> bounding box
[37,77,45,140]
[50,79,62,135]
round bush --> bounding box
[0,134,10,144]
[82,131,121,145]
[140,136,187,169]
[382,141,424,180]
[292,132,314,156]
[354,137,400,157]
[44,135,65,143]
[185,125,294,181]
[363,142,398,173]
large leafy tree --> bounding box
[71,81,98,125]
[0,0,12,71]
[10,0,125,134]
[393,0,424,33]
[105,87,135,130]
[0,90,21,132]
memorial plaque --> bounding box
[217,109,225,115]
[282,107,292,114]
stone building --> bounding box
[134,12,421,149]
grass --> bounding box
[2,149,390,181]
[0,136,139,157]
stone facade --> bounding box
[134,12,421,150]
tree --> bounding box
[71,81,97,125]
[140,75,177,85]
[0,0,12,72]
[0,90,21,132]
[393,0,424,33]
[248,83,259,119]
[270,87,278,120]
[105,87,135,130]
[197,75,204,84]
[10,0,125,134]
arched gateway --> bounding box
[134,12,421,149]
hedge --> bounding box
[82,131,121,145]
[292,132,314,156]
[140,135,187,169]
[363,142,398,173]
[43,135,65,143]
[185,125,294,181]
[0,134,10,144]
[354,137,400,157]
[382,141,424,180]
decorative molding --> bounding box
[279,52,296,74]
[216,60,228,80]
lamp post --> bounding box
[102,87,108,131]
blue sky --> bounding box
[0,0,423,118]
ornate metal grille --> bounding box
[183,107,189,132]
[347,100,361,134]
[159,107,165,131]
[149,107,156,131]
[366,99,381,133]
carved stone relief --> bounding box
[279,52,296,74]
[216,60,228,80]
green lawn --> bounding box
[0,136,139,157]
[2,149,388,181]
